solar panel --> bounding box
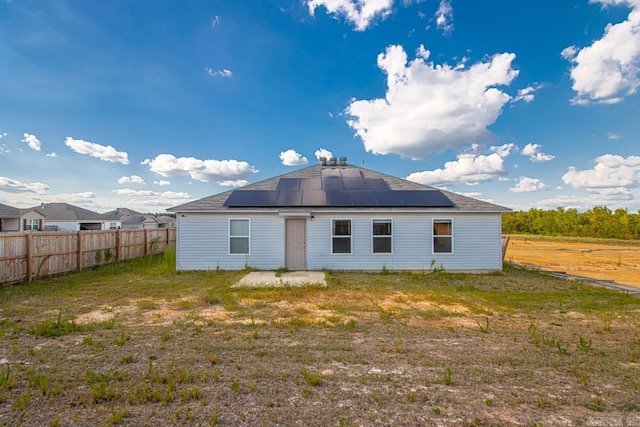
[224,191,255,206]
[301,191,327,206]
[277,178,301,191]
[340,169,362,178]
[326,191,352,206]
[397,191,454,207]
[276,191,303,206]
[300,178,322,190]
[342,177,366,189]
[349,190,378,206]
[373,190,402,206]
[250,191,280,206]
[364,178,389,190]
[323,176,344,190]
[321,168,341,178]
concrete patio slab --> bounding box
[232,271,327,289]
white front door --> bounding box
[285,219,306,270]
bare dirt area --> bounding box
[505,236,640,288]
[0,258,639,426]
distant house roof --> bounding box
[169,163,510,213]
[0,202,45,218]
[0,202,20,217]
[157,215,176,225]
[33,203,110,221]
[104,208,160,225]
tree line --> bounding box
[502,207,640,240]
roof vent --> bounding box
[339,157,347,166]
[319,157,327,166]
[329,157,337,166]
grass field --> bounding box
[0,250,639,426]
[505,235,640,288]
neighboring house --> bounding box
[34,203,121,231]
[104,208,160,230]
[157,215,176,229]
[0,203,46,232]
[168,159,510,272]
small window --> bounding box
[109,222,117,230]
[433,219,452,253]
[372,219,392,253]
[229,219,250,254]
[26,218,40,231]
[332,219,351,254]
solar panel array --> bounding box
[223,168,454,208]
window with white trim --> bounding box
[26,218,40,231]
[372,219,392,253]
[433,219,452,253]
[229,219,250,254]
[332,219,351,254]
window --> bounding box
[433,219,452,253]
[26,218,40,231]
[372,219,392,253]
[332,219,351,254]
[229,219,250,254]
[109,222,117,230]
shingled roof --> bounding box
[33,203,116,221]
[169,163,510,213]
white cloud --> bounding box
[114,189,190,199]
[0,144,10,154]
[435,0,454,34]
[117,175,145,185]
[21,133,41,151]
[0,176,49,194]
[306,0,393,31]
[279,149,309,166]
[64,137,129,164]
[154,180,171,186]
[46,152,59,158]
[211,16,220,27]
[206,68,233,78]
[521,143,555,162]
[511,84,542,103]
[143,153,257,183]
[510,176,547,193]
[346,45,519,160]
[608,132,621,139]
[0,132,7,139]
[406,143,514,186]
[562,2,640,104]
[219,180,249,187]
[562,154,640,189]
[314,148,333,160]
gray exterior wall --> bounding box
[175,211,503,272]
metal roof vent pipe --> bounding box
[329,157,337,166]
[339,157,347,166]
[320,157,327,166]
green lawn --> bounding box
[0,251,638,426]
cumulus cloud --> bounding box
[435,0,454,34]
[206,68,232,78]
[279,149,309,166]
[562,1,640,104]
[117,175,145,185]
[511,84,543,103]
[346,45,519,160]
[521,143,555,162]
[46,152,59,158]
[114,189,190,199]
[65,137,129,164]
[143,153,257,183]
[510,176,547,193]
[562,154,640,190]
[219,180,249,187]
[154,180,171,186]
[406,143,514,186]
[0,176,49,193]
[0,132,7,139]
[306,0,393,31]
[314,148,333,160]
[21,133,41,151]
[608,132,621,139]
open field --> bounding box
[0,252,639,426]
[505,235,640,288]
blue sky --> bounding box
[1,0,639,214]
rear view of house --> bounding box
[0,203,45,232]
[169,160,510,272]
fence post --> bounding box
[115,229,120,262]
[25,233,32,282]
[144,229,148,256]
[77,231,83,271]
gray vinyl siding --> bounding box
[176,211,503,272]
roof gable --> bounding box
[169,164,510,213]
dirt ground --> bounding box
[505,237,640,288]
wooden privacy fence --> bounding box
[0,229,176,285]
